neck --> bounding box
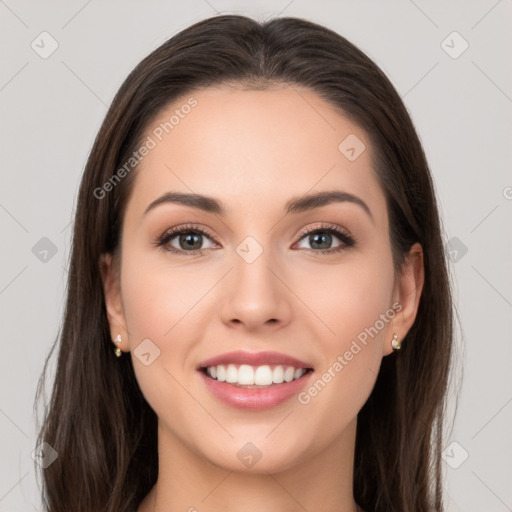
[138,417,360,512]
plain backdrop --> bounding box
[1,1,511,511]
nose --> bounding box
[219,243,293,333]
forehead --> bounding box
[127,85,386,222]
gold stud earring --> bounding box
[112,334,122,357]
[391,333,401,351]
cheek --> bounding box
[119,251,198,417]
[331,269,394,345]
[301,250,395,405]
[295,281,394,446]
[304,248,395,345]
[120,245,202,342]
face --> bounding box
[101,85,422,473]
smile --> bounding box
[202,364,312,387]
[198,366,314,410]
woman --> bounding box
[35,14,454,512]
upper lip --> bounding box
[197,350,314,370]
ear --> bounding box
[99,252,129,354]
[383,242,425,356]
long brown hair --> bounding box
[35,14,455,512]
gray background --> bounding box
[1,1,511,510]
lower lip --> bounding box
[198,369,314,410]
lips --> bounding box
[196,350,315,410]
[197,350,314,370]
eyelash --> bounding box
[155,224,357,255]
[154,223,357,256]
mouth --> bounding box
[197,362,315,410]
[198,364,314,388]
[196,350,315,407]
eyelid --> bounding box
[155,222,356,255]
[293,223,357,252]
[154,223,220,252]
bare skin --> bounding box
[100,85,424,512]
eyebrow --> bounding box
[144,190,373,222]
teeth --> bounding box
[216,364,225,382]
[226,364,238,383]
[254,365,272,385]
[273,365,284,383]
[284,366,295,382]
[205,364,308,386]
[237,364,253,385]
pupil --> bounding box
[180,233,201,250]
[311,233,331,250]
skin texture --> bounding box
[100,85,424,512]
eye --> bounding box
[293,224,356,254]
[155,224,218,255]
[154,223,357,256]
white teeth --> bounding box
[225,364,238,383]
[272,365,284,383]
[284,366,295,382]
[254,365,273,385]
[216,365,226,382]
[204,364,308,385]
[238,364,255,385]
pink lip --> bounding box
[198,369,314,410]
[197,350,313,370]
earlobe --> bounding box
[383,242,425,356]
[99,252,128,353]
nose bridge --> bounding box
[233,233,280,301]
[220,233,291,328]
